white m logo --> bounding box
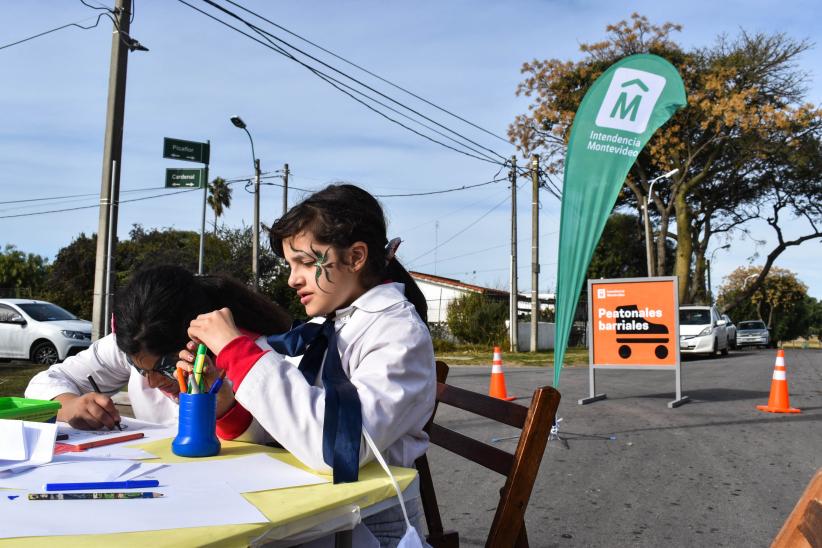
[595,68,666,134]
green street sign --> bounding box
[163,137,210,164]
[165,168,205,188]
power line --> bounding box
[178,0,496,165]
[1,171,507,212]
[413,229,559,269]
[374,177,506,198]
[221,0,511,145]
[183,0,507,165]
[0,13,108,51]
[401,185,509,234]
[0,187,199,220]
[409,191,512,264]
[437,262,558,277]
[0,185,187,206]
[201,0,508,163]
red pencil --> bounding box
[54,432,145,453]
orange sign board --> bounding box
[589,277,679,368]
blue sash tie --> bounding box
[266,319,362,484]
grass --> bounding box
[436,346,589,367]
[0,362,49,398]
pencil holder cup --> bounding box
[172,392,221,458]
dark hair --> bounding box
[268,184,427,322]
[113,265,291,356]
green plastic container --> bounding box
[0,397,61,423]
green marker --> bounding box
[193,343,207,391]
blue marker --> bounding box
[209,371,226,395]
[45,479,160,492]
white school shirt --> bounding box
[24,333,179,425]
[231,282,436,473]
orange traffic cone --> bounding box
[756,349,800,414]
[489,346,515,401]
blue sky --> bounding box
[1,0,821,301]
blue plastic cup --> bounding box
[172,392,221,458]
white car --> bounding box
[722,314,737,349]
[678,305,729,356]
[735,319,771,348]
[0,299,92,365]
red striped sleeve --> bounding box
[216,335,268,387]
[214,333,269,439]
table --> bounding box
[0,437,419,547]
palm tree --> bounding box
[207,177,232,234]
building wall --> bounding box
[415,280,471,325]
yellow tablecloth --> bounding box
[1,438,417,547]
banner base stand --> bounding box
[578,393,607,405]
[668,395,690,408]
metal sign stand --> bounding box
[578,276,690,408]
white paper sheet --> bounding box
[56,416,177,446]
[0,421,56,473]
[0,482,269,538]
[0,460,137,490]
[0,420,27,461]
[133,453,327,493]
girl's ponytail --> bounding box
[385,258,427,323]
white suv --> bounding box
[678,305,729,356]
[0,299,92,365]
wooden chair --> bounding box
[416,361,561,547]
[772,468,822,548]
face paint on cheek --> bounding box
[290,241,337,293]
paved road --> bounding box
[428,349,821,547]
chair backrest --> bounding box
[772,467,822,548]
[417,361,561,547]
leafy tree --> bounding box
[586,212,674,280]
[716,266,809,342]
[44,226,302,321]
[0,244,49,298]
[446,293,507,345]
[44,234,96,318]
[509,13,822,304]
[207,177,233,234]
[805,296,822,339]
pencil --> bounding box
[87,374,122,430]
[28,492,163,500]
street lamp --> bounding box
[643,169,679,277]
[230,115,262,291]
[707,243,731,303]
[742,273,759,290]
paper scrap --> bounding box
[0,420,27,461]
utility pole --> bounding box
[530,155,540,352]
[434,221,439,275]
[707,259,713,304]
[198,146,209,275]
[252,158,261,290]
[643,194,655,277]
[282,163,289,216]
[91,0,132,341]
[509,156,519,353]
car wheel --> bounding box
[721,343,729,356]
[731,337,737,350]
[713,338,720,357]
[31,341,59,365]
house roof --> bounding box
[409,271,509,297]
